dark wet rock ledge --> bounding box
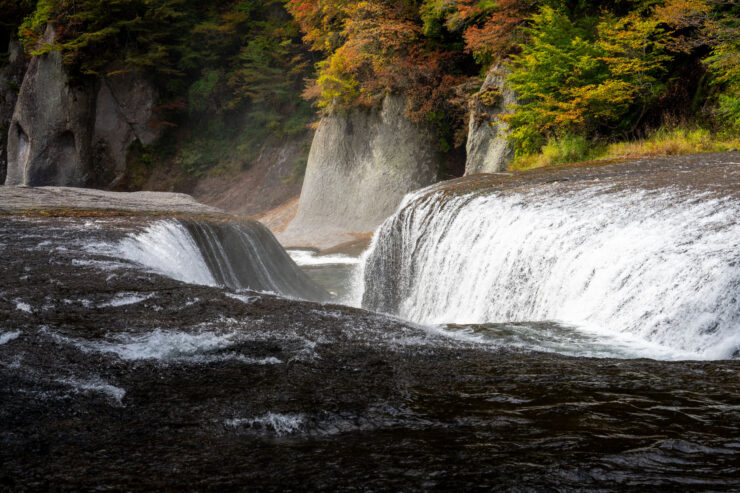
[0,186,739,491]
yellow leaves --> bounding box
[653,0,713,30]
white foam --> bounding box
[62,329,284,365]
[56,377,126,404]
[63,298,93,308]
[116,221,216,286]
[0,331,21,345]
[99,293,154,308]
[288,249,360,266]
[361,185,740,360]
[425,323,700,360]
[14,301,31,313]
[94,329,237,360]
[226,413,304,436]
[225,292,259,304]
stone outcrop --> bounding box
[464,65,518,175]
[0,38,29,183]
[4,26,95,187]
[278,95,441,249]
[0,185,224,215]
[93,71,161,188]
[4,25,159,188]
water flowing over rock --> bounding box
[2,198,739,490]
[4,25,159,187]
[464,65,517,175]
[0,37,28,184]
[119,219,329,302]
[278,95,441,249]
[361,153,740,360]
[0,184,328,302]
[0,185,223,215]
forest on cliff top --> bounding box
[1,0,738,179]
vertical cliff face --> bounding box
[5,26,95,187]
[4,25,159,188]
[464,66,518,175]
[278,95,441,249]
[93,72,161,188]
[0,38,29,184]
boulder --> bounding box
[4,25,159,187]
[464,65,518,175]
[278,95,441,249]
[0,38,29,183]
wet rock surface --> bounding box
[0,186,224,215]
[1,213,739,491]
[449,151,740,198]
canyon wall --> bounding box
[4,26,159,188]
[0,38,29,183]
[278,95,442,249]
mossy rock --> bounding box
[478,87,502,107]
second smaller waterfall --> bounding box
[117,219,329,302]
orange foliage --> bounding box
[457,0,537,65]
[289,0,469,132]
[653,0,715,53]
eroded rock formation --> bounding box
[278,95,441,249]
[465,65,518,175]
[4,25,159,188]
[0,38,29,183]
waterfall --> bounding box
[117,219,329,302]
[360,182,740,360]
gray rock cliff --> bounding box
[0,38,29,183]
[93,71,160,188]
[278,95,441,249]
[465,65,518,175]
[4,25,159,187]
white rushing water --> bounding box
[360,184,740,360]
[117,221,216,286]
[288,249,360,267]
[113,220,328,301]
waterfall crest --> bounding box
[118,219,329,302]
[361,182,740,359]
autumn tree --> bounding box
[503,0,733,156]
